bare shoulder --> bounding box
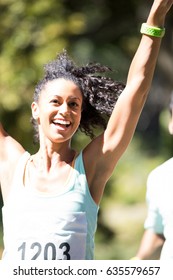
[0,123,25,171]
[0,135,25,158]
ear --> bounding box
[31,102,40,120]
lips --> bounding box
[52,119,71,128]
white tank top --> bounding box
[2,151,99,260]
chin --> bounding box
[49,134,71,144]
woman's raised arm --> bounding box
[84,0,173,204]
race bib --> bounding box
[3,212,87,260]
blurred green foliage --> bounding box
[0,0,173,259]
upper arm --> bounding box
[0,123,25,161]
[104,83,148,151]
[84,85,147,176]
[82,86,148,204]
[0,123,25,189]
[0,123,25,202]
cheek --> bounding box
[76,110,82,122]
[71,112,81,130]
[39,103,54,117]
[37,108,52,130]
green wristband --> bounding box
[140,23,165,38]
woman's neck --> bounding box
[33,140,76,174]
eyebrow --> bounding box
[49,95,82,102]
[68,96,82,101]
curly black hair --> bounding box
[31,50,125,142]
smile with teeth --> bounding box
[52,119,71,128]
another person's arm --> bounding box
[134,229,165,260]
[133,163,165,260]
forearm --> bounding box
[135,230,165,260]
[126,0,171,94]
[103,1,170,161]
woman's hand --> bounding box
[147,0,173,26]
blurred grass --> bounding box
[95,203,146,259]
[94,133,167,259]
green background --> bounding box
[0,0,173,259]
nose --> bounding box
[59,102,69,115]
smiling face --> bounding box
[31,78,83,144]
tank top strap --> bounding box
[74,150,98,209]
[73,150,88,192]
[74,151,85,174]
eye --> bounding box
[50,99,60,104]
[69,101,79,108]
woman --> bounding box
[0,0,173,260]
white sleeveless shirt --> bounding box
[2,151,99,260]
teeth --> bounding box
[53,120,71,126]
